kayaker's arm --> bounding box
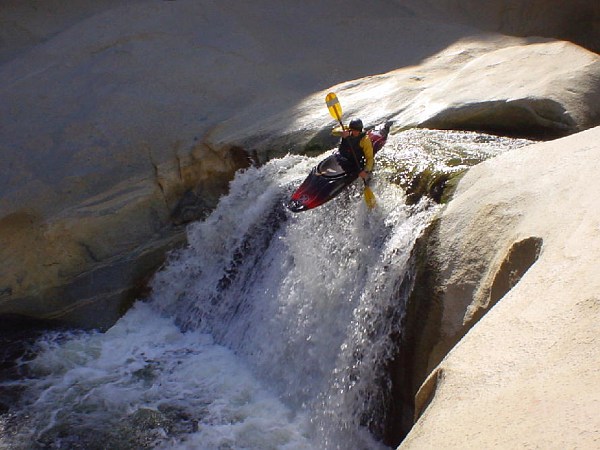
[360,135,374,172]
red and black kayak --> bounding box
[286,122,391,212]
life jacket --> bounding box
[337,132,366,172]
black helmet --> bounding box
[349,118,363,131]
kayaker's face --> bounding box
[342,128,361,138]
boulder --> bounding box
[413,40,600,137]
[399,126,600,449]
[317,39,600,140]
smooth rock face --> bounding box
[416,41,600,137]
[400,127,600,449]
[1,0,599,328]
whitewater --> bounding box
[0,130,531,449]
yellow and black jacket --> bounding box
[332,127,374,174]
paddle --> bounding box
[325,92,376,209]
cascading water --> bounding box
[0,130,532,450]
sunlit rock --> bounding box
[400,126,600,449]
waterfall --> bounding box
[149,148,437,448]
[0,130,531,449]
[146,148,437,448]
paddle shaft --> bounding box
[325,93,376,208]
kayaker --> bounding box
[333,118,374,182]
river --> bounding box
[0,129,532,449]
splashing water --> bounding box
[0,130,532,449]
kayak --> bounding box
[287,122,390,212]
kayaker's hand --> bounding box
[359,170,371,183]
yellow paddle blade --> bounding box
[363,185,377,209]
[325,92,343,124]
